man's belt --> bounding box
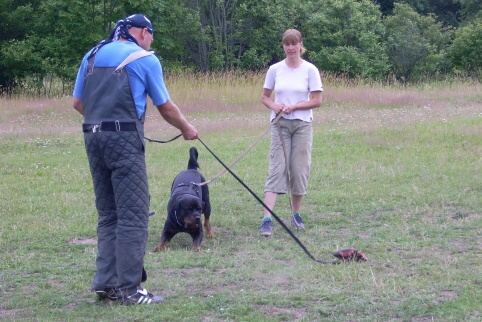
[83,121,137,133]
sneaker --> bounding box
[95,288,118,302]
[290,212,305,230]
[120,286,164,305]
[259,218,273,236]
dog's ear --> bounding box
[174,195,195,211]
[173,196,187,210]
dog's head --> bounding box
[171,194,205,230]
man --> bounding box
[72,14,198,305]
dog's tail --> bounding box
[187,146,199,170]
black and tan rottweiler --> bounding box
[154,147,213,252]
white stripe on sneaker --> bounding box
[138,296,151,304]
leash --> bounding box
[276,121,294,213]
[144,114,283,186]
[144,133,182,144]
[198,113,283,186]
[197,137,337,265]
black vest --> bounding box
[82,53,145,125]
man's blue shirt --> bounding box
[73,41,170,119]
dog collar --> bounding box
[174,210,182,227]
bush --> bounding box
[449,19,482,72]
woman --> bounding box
[259,29,323,237]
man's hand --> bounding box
[181,123,198,140]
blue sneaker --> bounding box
[290,212,305,230]
[259,218,273,236]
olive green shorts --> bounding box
[264,118,313,195]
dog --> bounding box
[154,147,213,252]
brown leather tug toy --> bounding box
[333,248,368,262]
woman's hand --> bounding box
[273,103,286,115]
[283,105,295,114]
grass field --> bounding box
[1,74,481,321]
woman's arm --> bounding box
[261,88,285,115]
[283,91,322,115]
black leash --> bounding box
[144,133,182,144]
[197,138,337,265]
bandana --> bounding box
[124,14,153,35]
[88,14,153,60]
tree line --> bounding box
[1,0,481,95]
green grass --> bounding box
[1,77,481,321]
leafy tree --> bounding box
[374,0,461,27]
[457,0,482,23]
[156,0,303,72]
[0,0,476,93]
[449,19,482,72]
[402,0,461,27]
[0,0,41,93]
[383,3,452,80]
[235,0,305,69]
[375,0,396,16]
[0,0,161,95]
[305,0,389,78]
[35,1,105,83]
[154,0,205,71]
[1,38,44,93]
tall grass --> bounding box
[0,73,481,321]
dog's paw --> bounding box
[153,244,167,252]
[204,222,215,238]
[206,231,215,238]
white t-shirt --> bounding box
[263,59,323,122]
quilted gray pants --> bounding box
[85,130,149,295]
